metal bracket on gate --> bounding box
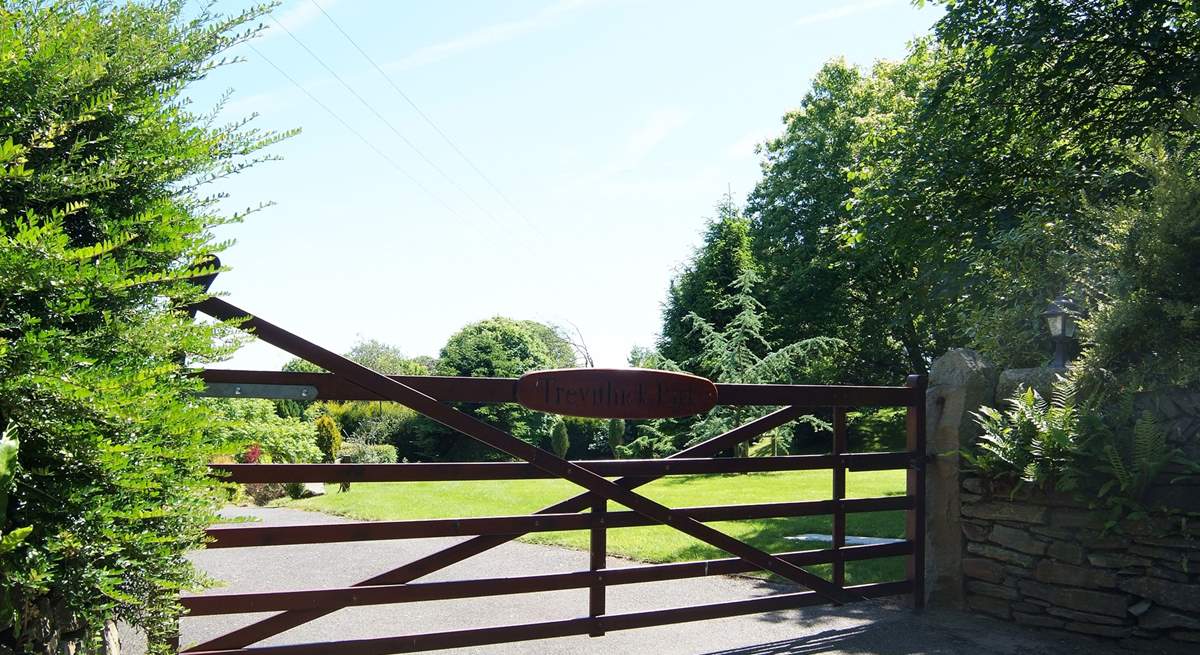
[200,382,318,401]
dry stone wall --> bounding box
[960,475,1200,652]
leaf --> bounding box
[0,526,32,555]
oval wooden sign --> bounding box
[515,368,718,419]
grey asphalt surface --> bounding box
[125,506,1126,655]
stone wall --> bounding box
[960,474,1200,652]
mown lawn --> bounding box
[280,469,908,585]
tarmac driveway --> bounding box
[127,506,1125,655]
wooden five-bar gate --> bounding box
[181,296,927,654]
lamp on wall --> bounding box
[1041,294,1081,368]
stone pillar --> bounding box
[925,348,997,608]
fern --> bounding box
[969,378,1081,487]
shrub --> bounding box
[209,399,321,464]
[606,419,626,458]
[549,419,569,458]
[0,1,285,651]
[340,443,398,464]
[315,415,342,462]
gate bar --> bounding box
[204,496,912,548]
[181,541,913,616]
[185,582,910,655]
[210,451,911,482]
[200,369,918,407]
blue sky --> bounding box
[193,0,943,370]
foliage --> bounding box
[549,418,569,458]
[692,1,1200,384]
[639,270,841,457]
[745,59,920,383]
[606,419,626,459]
[343,339,431,375]
[0,1,285,651]
[208,400,320,465]
[1072,142,1200,397]
[339,443,398,464]
[314,415,342,463]
[968,383,1082,488]
[932,0,1200,147]
[280,339,428,418]
[426,317,571,460]
[846,407,907,453]
[685,270,840,453]
[659,195,756,367]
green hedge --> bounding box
[340,443,399,464]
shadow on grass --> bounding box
[661,512,907,586]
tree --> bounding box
[606,419,626,459]
[426,317,572,460]
[0,1,285,651]
[516,321,578,368]
[314,415,343,463]
[345,339,429,375]
[659,195,757,368]
[549,418,569,458]
[685,269,840,455]
[639,270,840,458]
[932,0,1200,147]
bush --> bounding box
[0,1,284,651]
[340,443,399,464]
[549,419,569,458]
[208,399,321,464]
[315,415,342,462]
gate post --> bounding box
[831,407,848,589]
[923,349,997,608]
[589,498,607,636]
[905,375,927,609]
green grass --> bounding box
[280,469,908,585]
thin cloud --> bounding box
[388,0,603,71]
[618,109,689,171]
[726,130,771,160]
[796,0,897,27]
[272,0,340,33]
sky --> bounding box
[191,0,944,371]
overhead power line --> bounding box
[307,0,538,232]
[267,12,506,230]
[249,45,485,244]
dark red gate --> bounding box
[180,298,927,654]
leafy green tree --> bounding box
[746,60,905,383]
[0,1,285,650]
[424,317,571,460]
[345,339,430,375]
[745,43,1116,374]
[516,321,578,368]
[932,0,1200,147]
